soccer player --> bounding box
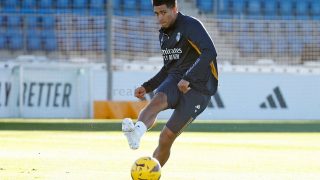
[122,0,218,167]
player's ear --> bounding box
[171,6,178,14]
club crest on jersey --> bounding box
[176,32,181,42]
[160,36,164,46]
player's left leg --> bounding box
[152,126,177,166]
[153,89,211,167]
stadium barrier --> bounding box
[0,61,97,118]
[93,100,148,119]
[109,65,320,120]
[1,61,320,120]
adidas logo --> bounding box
[260,87,287,109]
[207,91,224,109]
[194,104,201,113]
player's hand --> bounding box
[134,86,146,99]
[177,79,191,94]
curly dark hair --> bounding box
[152,0,177,8]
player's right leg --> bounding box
[152,89,211,166]
[122,75,180,150]
[122,118,136,148]
[137,92,168,128]
[122,92,168,150]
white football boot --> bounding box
[122,118,140,150]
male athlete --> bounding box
[122,0,218,167]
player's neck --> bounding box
[170,12,179,27]
[163,12,179,32]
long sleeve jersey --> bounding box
[142,12,218,96]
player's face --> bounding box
[154,4,178,29]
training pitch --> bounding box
[1,120,320,180]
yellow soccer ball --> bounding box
[131,156,161,180]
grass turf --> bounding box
[1,130,320,180]
[1,119,320,132]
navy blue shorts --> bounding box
[155,75,211,135]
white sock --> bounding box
[134,121,147,138]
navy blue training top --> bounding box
[142,12,218,96]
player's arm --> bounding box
[182,19,217,85]
[142,66,168,93]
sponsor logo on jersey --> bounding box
[161,48,183,62]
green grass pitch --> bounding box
[1,132,320,179]
[1,120,320,179]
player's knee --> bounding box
[158,127,176,148]
[158,136,171,149]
